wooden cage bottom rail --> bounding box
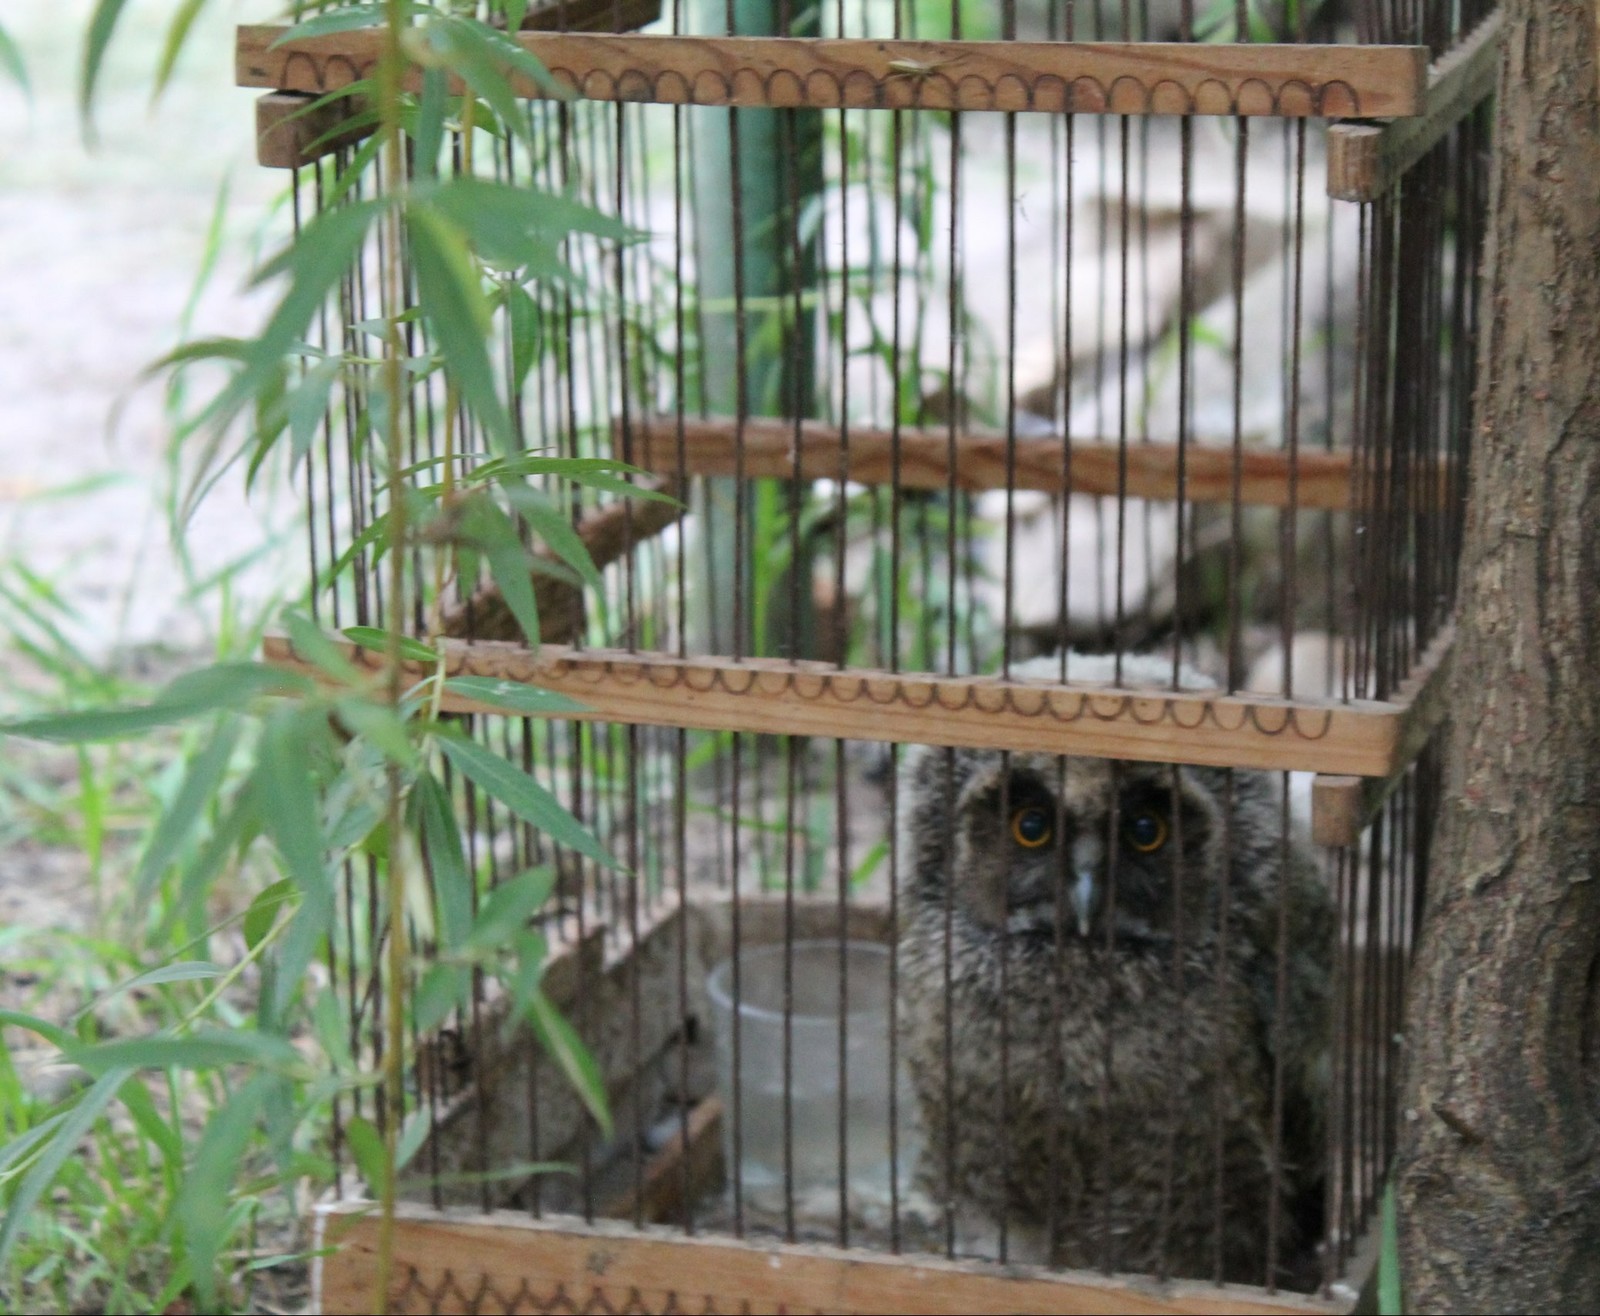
[263,625,1451,796]
[312,1201,1355,1316]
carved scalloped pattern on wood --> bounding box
[261,634,1432,776]
[237,28,1428,119]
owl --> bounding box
[896,652,1334,1285]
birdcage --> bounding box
[246,1,1497,1311]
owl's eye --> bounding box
[1125,811,1168,854]
[1010,806,1053,849]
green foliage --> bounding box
[1379,1179,1403,1315]
[0,2,663,1309]
[0,22,27,93]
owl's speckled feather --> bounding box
[896,653,1333,1285]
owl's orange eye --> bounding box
[1125,812,1168,854]
[1011,806,1053,848]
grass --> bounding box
[0,466,323,1313]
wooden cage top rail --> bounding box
[239,27,1426,119]
[1327,11,1502,201]
[622,416,1373,510]
[264,632,1447,779]
[314,1201,1349,1315]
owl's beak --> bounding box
[1071,869,1097,938]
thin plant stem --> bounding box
[376,1,411,1311]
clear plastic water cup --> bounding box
[705,940,914,1219]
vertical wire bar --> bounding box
[1345,203,1372,704]
[1361,809,1385,1222]
[1113,111,1132,679]
[1098,759,1123,1273]
[996,0,1021,1259]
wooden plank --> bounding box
[314,1201,1347,1315]
[263,633,1416,776]
[255,90,371,168]
[602,1094,725,1224]
[622,416,1360,511]
[1327,12,1502,201]
[521,0,662,32]
[1309,625,1454,846]
[238,27,1426,119]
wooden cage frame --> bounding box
[316,892,1383,1315]
[248,7,1499,1312]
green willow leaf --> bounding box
[343,625,438,665]
[507,281,541,388]
[413,65,448,181]
[438,14,570,101]
[114,1070,184,1168]
[0,1009,71,1052]
[87,961,224,1014]
[168,789,257,942]
[395,1108,432,1172]
[286,356,342,470]
[1,662,305,744]
[436,734,619,870]
[415,963,470,1034]
[457,494,540,641]
[79,0,132,132]
[255,711,337,1023]
[153,0,206,98]
[428,177,637,272]
[411,773,472,949]
[0,23,29,95]
[66,1029,303,1075]
[133,716,241,905]
[285,611,366,685]
[499,486,601,588]
[343,1114,389,1199]
[190,199,385,511]
[243,879,297,952]
[465,866,556,953]
[526,990,611,1138]
[422,16,540,152]
[271,4,388,44]
[0,1114,68,1179]
[334,697,420,769]
[0,1066,130,1270]
[408,203,515,452]
[178,1072,275,1308]
[310,987,354,1072]
[441,677,587,717]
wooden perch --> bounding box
[601,1095,725,1226]
[439,478,684,644]
[622,416,1393,512]
[520,0,662,31]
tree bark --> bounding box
[1396,3,1600,1311]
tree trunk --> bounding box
[1396,3,1600,1311]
